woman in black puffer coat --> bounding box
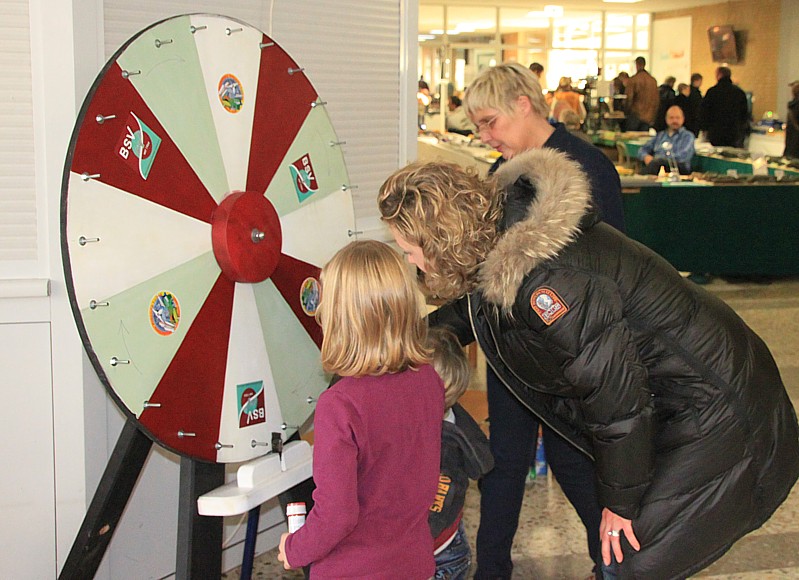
[378,148,799,579]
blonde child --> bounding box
[426,327,493,580]
[278,240,444,579]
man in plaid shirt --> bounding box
[638,105,696,175]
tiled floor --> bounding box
[227,276,799,579]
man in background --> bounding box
[653,76,676,131]
[638,105,696,175]
[686,73,703,136]
[701,66,749,148]
[783,81,799,159]
[446,95,477,136]
[624,56,658,131]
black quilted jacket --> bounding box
[430,148,799,579]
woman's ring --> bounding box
[609,530,620,537]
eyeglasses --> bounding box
[475,112,500,134]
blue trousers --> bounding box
[474,367,602,580]
[434,521,471,580]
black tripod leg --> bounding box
[58,418,153,580]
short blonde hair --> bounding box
[463,62,550,120]
[317,240,431,376]
[378,161,503,301]
[427,327,470,410]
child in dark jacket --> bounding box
[427,327,494,580]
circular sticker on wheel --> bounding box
[150,291,181,336]
[300,277,321,316]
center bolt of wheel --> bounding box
[211,191,282,283]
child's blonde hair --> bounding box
[317,240,431,376]
[426,327,471,410]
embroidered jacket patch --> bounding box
[530,287,570,325]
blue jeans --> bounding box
[474,367,602,580]
[434,521,471,580]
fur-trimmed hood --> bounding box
[479,148,593,310]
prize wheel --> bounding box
[61,14,354,463]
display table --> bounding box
[417,134,799,277]
[619,140,799,177]
[748,130,786,157]
[622,182,799,276]
[691,154,799,177]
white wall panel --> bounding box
[0,322,55,579]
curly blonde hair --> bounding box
[378,161,503,301]
[317,240,431,377]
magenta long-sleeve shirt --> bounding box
[285,364,444,579]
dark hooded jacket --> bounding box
[430,148,799,579]
[429,403,493,549]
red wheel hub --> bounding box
[212,191,282,283]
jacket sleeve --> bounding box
[518,272,655,519]
[700,89,714,130]
[638,135,656,160]
[428,296,476,347]
[451,404,494,478]
[672,131,696,163]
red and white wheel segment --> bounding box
[61,14,354,463]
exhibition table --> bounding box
[622,182,799,276]
[619,139,799,177]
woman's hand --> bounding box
[277,532,293,570]
[599,507,640,566]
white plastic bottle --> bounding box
[286,502,307,533]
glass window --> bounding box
[552,12,602,49]
[548,49,599,86]
[505,47,547,68]
[418,43,443,100]
[635,14,650,50]
[603,51,634,81]
[499,7,550,33]
[604,14,633,50]
[417,5,653,112]
[446,5,496,43]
